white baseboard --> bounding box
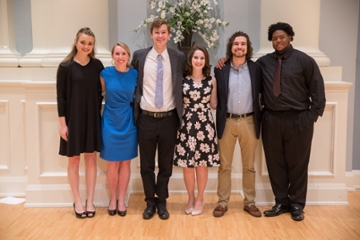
[24,183,131,208]
[0,176,27,198]
[345,170,360,190]
[167,174,349,206]
[2,171,357,207]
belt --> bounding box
[226,112,254,119]
[141,109,174,118]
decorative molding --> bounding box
[25,183,113,207]
[0,176,28,182]
[22,82,55,92]
[346,170,360,191]
[0,176,28,197]
[36,102,57,176]
[0,100,10,171]
[128,174,350,206]
[0,80,23,85]
[39,171,107,178]
[0,165,10,170]
[308,102,337,176]
[325,82,353,92]
[0,56,20,67]
[21,99,27,172]
[254,49,331,67]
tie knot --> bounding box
[157,54,162,61]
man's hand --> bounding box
[216,57,227,69]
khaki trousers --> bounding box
[217,116,258,206]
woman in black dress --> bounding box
[56,27,104,218]
[174,46,219,216]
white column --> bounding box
[0,0,20,67]
[254,0,331,67]
[19,0,111,68]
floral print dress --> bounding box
[174,76,220,168]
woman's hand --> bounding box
[59,117,68,141]
[59,125,68,141]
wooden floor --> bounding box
[1,191,360,240]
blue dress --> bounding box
[100,66,138,161]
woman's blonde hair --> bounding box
[111,42,131,68]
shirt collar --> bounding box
[273,44,294,59]
[150,47,168,60]
[230,61,248,72]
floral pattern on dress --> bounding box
[174,76,220,168]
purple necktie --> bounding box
[273,55,282,97]
[155,54,163,109]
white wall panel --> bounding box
[309,103,336,176]
[0,100,10,171]
[0,100,10,170]
[37,102,66,176]
[0,83,27,197]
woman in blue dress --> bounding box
[100,42,138,217]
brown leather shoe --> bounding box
[213,205,228,217]
[244,204,262,217]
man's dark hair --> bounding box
[226,31,253,60]
[268,22,295,41]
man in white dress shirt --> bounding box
[131,19,185,220]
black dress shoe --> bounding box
[264,204,290,217]
[157,205,170,220]
[142,206,156,220]
[291,207,304,221]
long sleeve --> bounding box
[56,63,68,117]
[304,58,326,120]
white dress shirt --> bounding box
[140,47,175,112]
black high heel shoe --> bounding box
[108,200,117,216]
[85,199,96,218]
[118,200,127,217]
[118,208,127,217]
[73,203,86,219]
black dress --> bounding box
[173,76,220,167]
[56,58,104,157]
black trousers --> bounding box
[262,109,314,209]
[137,112,178,207]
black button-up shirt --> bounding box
[257,45,326,119]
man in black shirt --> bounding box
[257,22,326,221]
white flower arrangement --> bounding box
[134,0,229,49]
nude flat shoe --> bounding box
[185,197,195,215]
[185,207,193,215]
[191,200,204,216]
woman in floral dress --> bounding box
[174,46,219,216]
